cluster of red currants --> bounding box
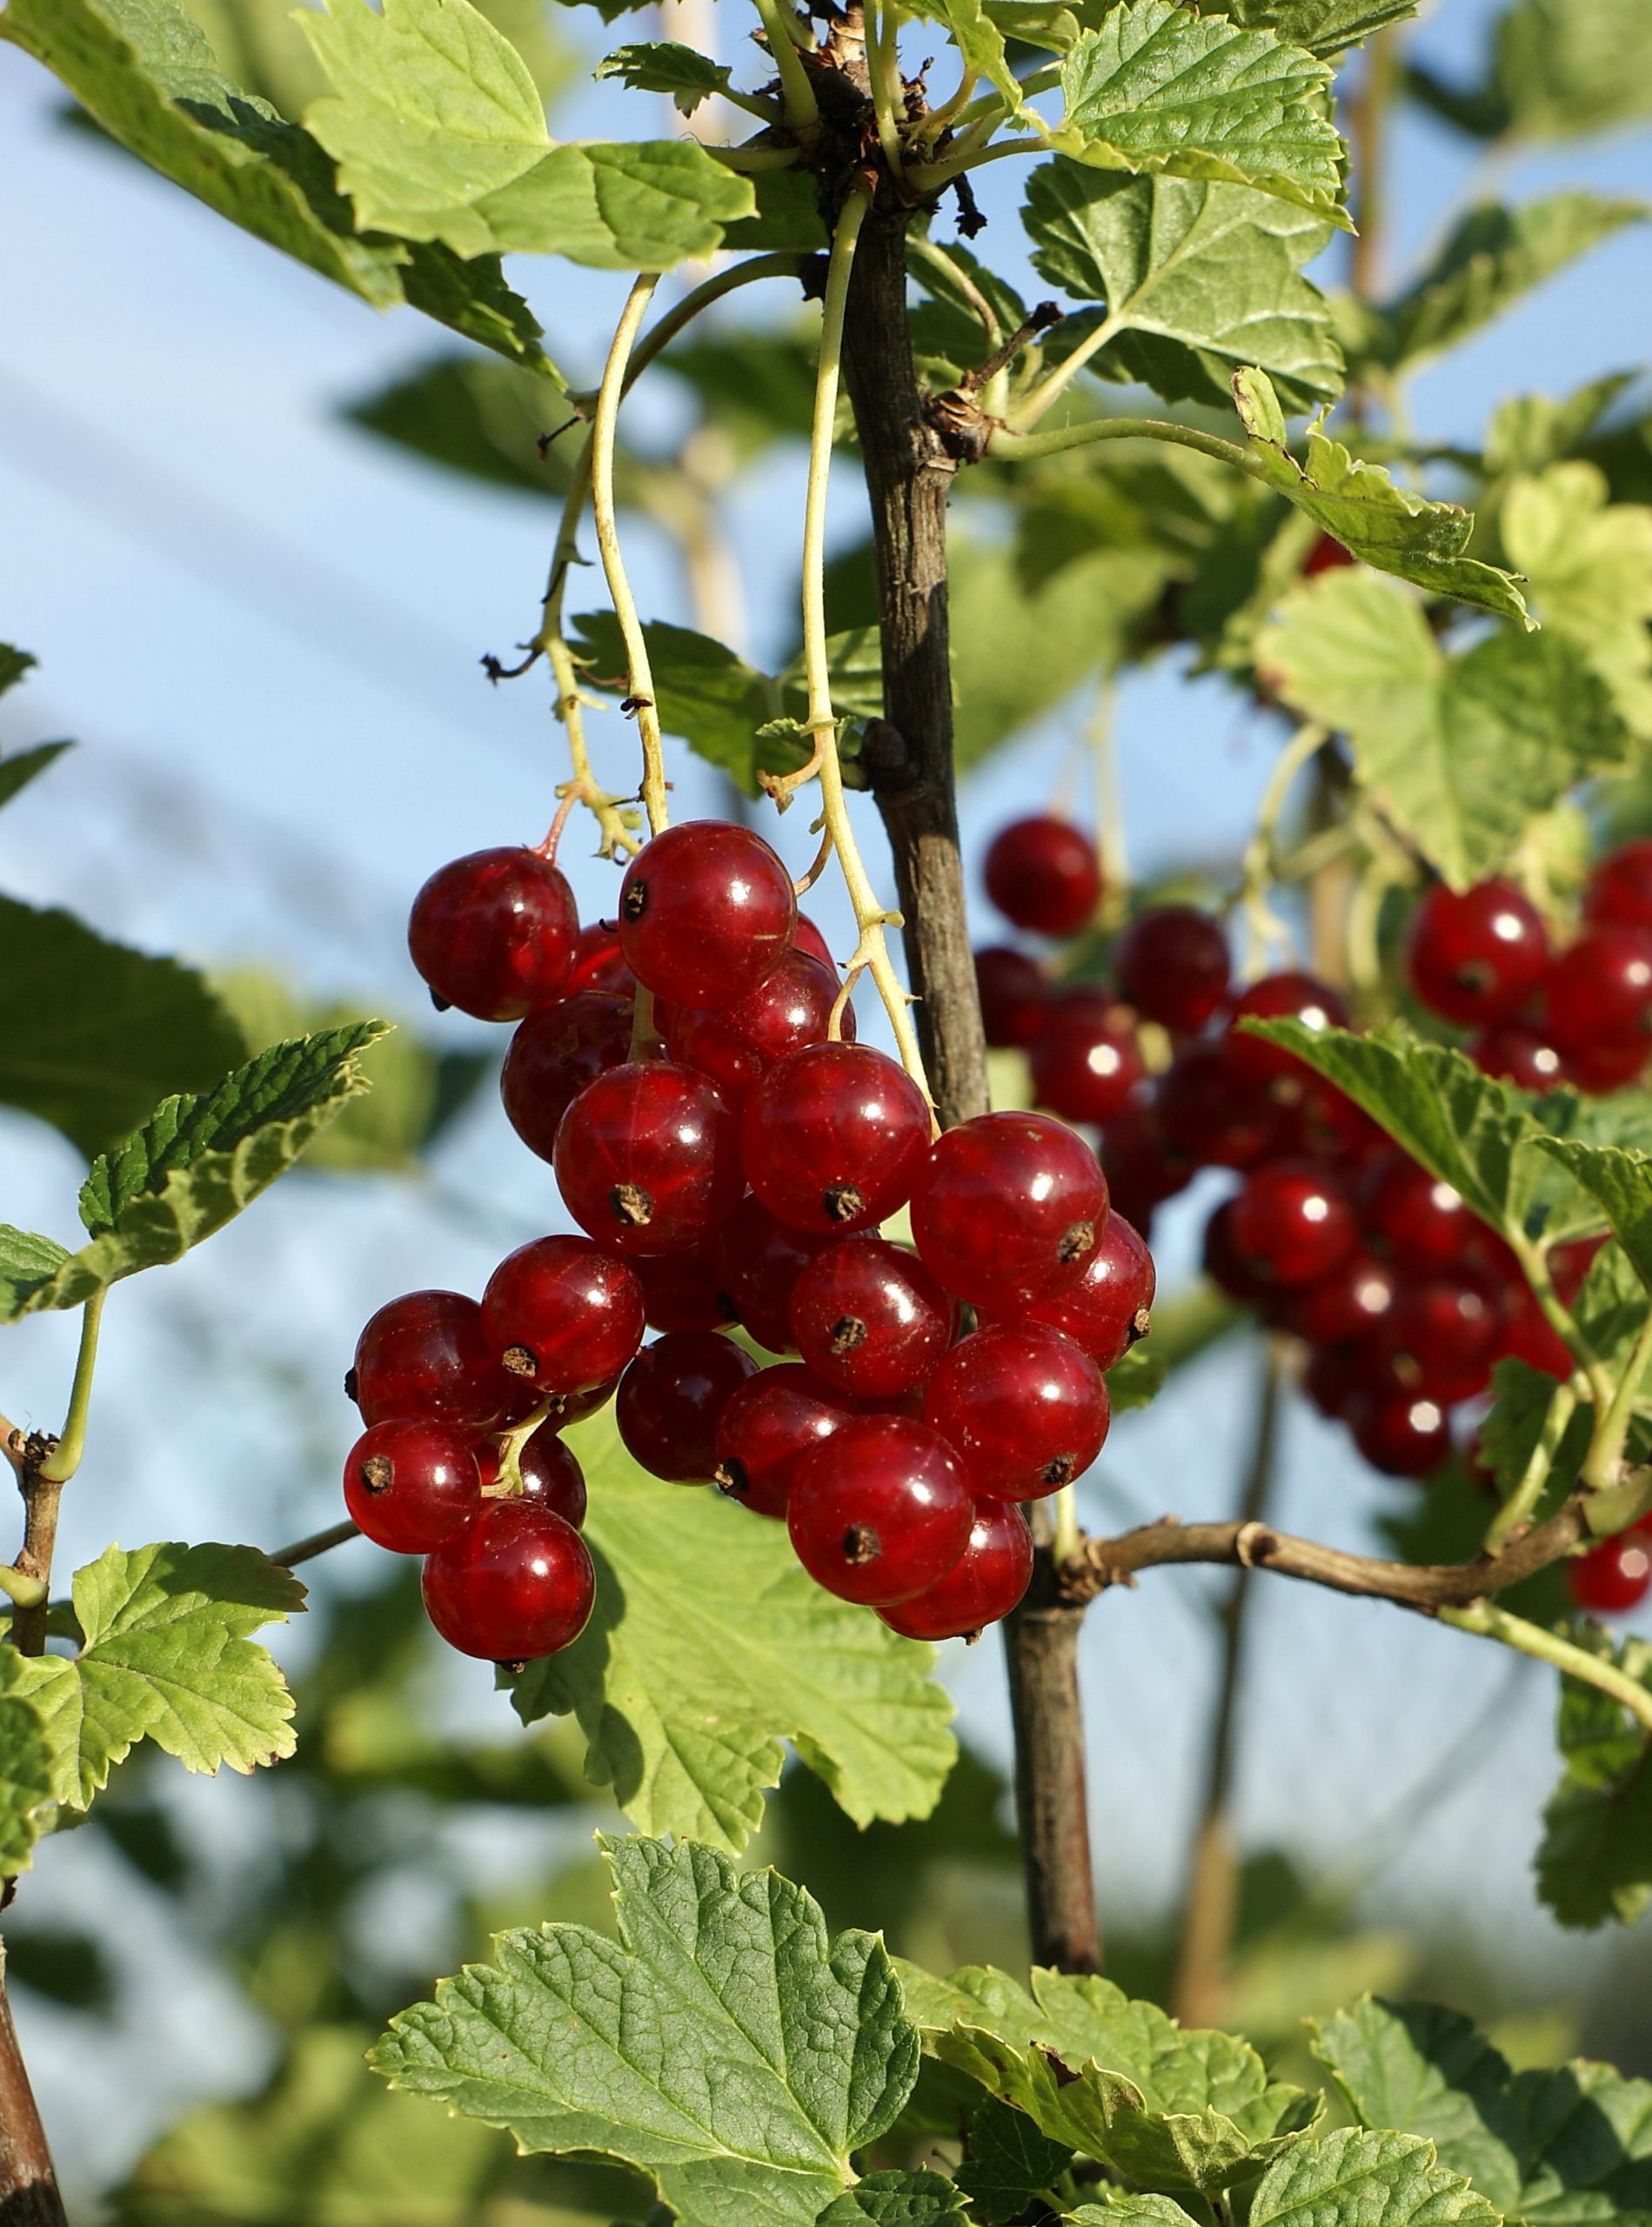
[342,819,1156,1666]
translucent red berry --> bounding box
[711,1196,836,1354]
[352,1290,514,1430]
[1567,1033,1649,1094]
[713,1362,859,1517]
[666,952,849,1107]
[1155,1040,1280,1170]
[501,993,638,1161]
[515,1430,589,1528]
[1359,1152,1475,1275]
[407,846,579,1021]
[1201,1200,1282,1312]
[618,821,796,1010]
[925,1324,1108,1501]
[633,1247,736,1334]
[1379,1274,1499,1403]
[983,817,1101,939]
[787,1415,974,1603]
[985,1211,1155,1371]
[1227,1160,1357,1287]
[911,1112,1107,1306]
[742,1045,933,1235]
[1226,972,1349,1087]
[421,1501,594,1662]
[1029,993,1146,1125]
[1303,532,1355,578]
[538,1374,622,1432]
[344,1421,484,1554]
[879,1502,1034,1640]
[554,1062,743,1255]
[1468,1023,1568,1093]
[1113,906,1231,1032]
[1543,928,1652,1056]
[481,1235,645,1394]
[1567,1532,1652,1615]
[1099,1105,1192,1230]
[563,920,636,998]
[1281,1250,1395,1348]
[974,946,1049,1048]
[616,1331,758,1483]
[788,1239,952,1398]
[792,914,838,972]
[1585,842,1652,936]
[1406,879,1548,1026]
[1347,1387,1451,1479]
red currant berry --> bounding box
[1099,1105,1192,1227]
[616,1331,758,1483]
[1201,1200,1282,1313]
[711,1197,835,1354]
[407,847,579,1021]
[1346,1387,1452,1479]
[792,913,837,972]
[1586,842,1652,935]
[563,920,636,998]
[1405,879,1548,1026]
[1359,1152,1475,1275]
[1281,1250,1395,1348]
[619,822,796,1011]
[1113,906,1231,1032]
[911,1112,1107,1306]
[1566,1033,1649,1094]
[1379,1275,1499,1403]
[974,946,1050,1048]
[787,1415,974,1604]
[540,1373,622,1430]
[665,952,849,1108]
[352,1290,514,1430]
[481,1235,645,1394]
[983,817,1102,939]
[344,1421,484,1554]
[1228,1159,1357,1287]
[1303,532,1355,578]
[1155,1040,1280,1170]
[788,1239,952,1399]
[633,1247,736,1334]
[879,1502,1033,1640]
[501,993,639,1161]
[1543,927,1652,1055]
[1303,1341,1362,1419]
[1496,1278,1575,1381]
[516,1430,588,1528]
[1226,972,1349,1087]
[1299,1076,1388,1162]
[555,1062,743,1255]
[742,1045,933,1235]
[422,1501,594,1662]
[1468,1022,1568,1093]
[986,1211,1155,1371]
[1029,994,1146,1125]
[925,1324,1109,1501]
[713,1362,859,1517]
[1567,1533,1652,1615]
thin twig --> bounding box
[590,274,670,839]
[272,1519,359,1569]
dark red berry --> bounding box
[1155,1039,1280,1170]
[353,1290,515,1430]
[1543,928,1652,1056]
[983,817,1102,939]
[407,846,579,1021]
[616,1331,758,1483]
[1347,1387,1451,1479]
[1113,906,1231,1032]
[1226,972,1349,1087]
[742,1045,933,1235]
[1099,1104,1192,1227]
[555,1062,743,1255]
[974,946,1050,1048]
[1303,1341,1362,1419]
[665,951,849,1108]
[711,1197,835,1354]
[344,1421,484,1553]
[516,1430,588,1528]
[879,1502,1033,1640]
[1303,532,1355,578]
[1406,879,1548,1026]
[925,1324,1109,1501]
[422,1501,594,1662]
[1228,1159,1357,1287]
[563,919,636,998]
[539,1374,623,1432]
[481,1235,645,1394]
[1497,1278,1575,1381]
[1299,1076,1389,1161]
[1029,993,1146,1125]
[501,993,639,1161]
[911,1112,1107,1306]
[1566,1033,1649,1094]
[787,1415,974,1603]
[1359,1152,1475,1275]
[618,821,796,1011]
[1282,1250,1395,1348]
[984,1211,1154,1371]
[1567,1532,1652,1615]
[1379,1275,1499,1403]
[1585,842,1652,935]
[788,1239,952,1399]
[1468,1023,1568,1093]
[633,1247,736,1334]
[713,1362,859,1517]
[1201,1200,1282,1312]
[792,914,837,972]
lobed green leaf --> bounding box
[816,2170,974,2225]
[596,38,736,112]
[0,1688,57,1876]
[1247,2126,1500,2227]
[1535,1624,1652,1929]
[1191,0,1417,56]
[1502,460,1652,739]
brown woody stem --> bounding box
[0,1944,67,2225]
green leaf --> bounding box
[371,1835,920,2227]
[0,741,70,812]
[0,645,36,699]
[1187,0,1416,57]
[1502,461,1652,738]
[1247,2127,1500,2227]
[1534,1140,1652,1295]
[0,898,246,1160]
[1484,373,1635,479]
[908,0,1030,124]
[1409,0,1652,145]
[1023,166,1342,412]
[0,1689,56,1876]
[0,1228,73,1321]
[955,2096,1073,2223]
[1052,0,1348,226]
[1065,2204,1202,2227]
[1535,1624,1652,1929]
[1255,571,1621,884]
[1474,1359,1594,1508]
[0,1542,304,1810]
[505,1408,955,1850]
[302,0,753,266]
[0,0,555,373]
[1232,373,1530,621]
[569,612,808,797]
[1107,1343,1167,1412]
[346,351,589,498]
[816,2170,974,2225]
[595,38,735,111]
[720,166,828,252]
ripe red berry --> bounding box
[352,1290,515,1431]
[1281,1250,1395,1348]
[1497,1278,1575,1381]
[792,914,837,972]
[1405,879,1548,1026]
[1303,531,1355,578]
[501,993,639,1161]
[422,1501,595,1662]
[1567,1532,1652,1615]
[1099,1104,1192,1229]
[1543,928,1652,1056]
[1113,906,1231,1032]
[985,1211,1154,1371]
[563,920,636,998]
[1359,1152,1475,1275]
[1468,1023,1568,1093]
[983,817,1102,939]
[1585,841,1652,935]
[742,1045,933,1235]
[515,1430,589,1528]
[1228,1160,1357,1287]
[788,1239,952,1399]
[1346,1387,1452,1479]
[554,1062,743,1255]
[1303,1341,1362,1419]
[713,1362,859,1517]
[911,1112,1107,1307]
[407,846,579,1021]
[1566,1033,1649,1094]
[616,1331,758,1483]
[787,1415,974,1603]
[1155,1039,1280,1170]
[633,1247,736,1334]
[481,1235,645,1394]
[879,1501,1034,1641]
[1379,1275,1499,1403]
[343,1421,484,1554]
[618,822,796,1011]
[665,952,849,1107]
[1226,973,1349,1087]
[1029,994,1146,1125]
[974,946,1050,1048]
[711,1197,835,1354]
[1201,1200,1282,1312]
[925,1324,1109,1501]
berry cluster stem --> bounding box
[1483,1381,1575,1555]
[591,273,670,841]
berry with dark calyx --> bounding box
[344,1421,484,1554]
[912,1111,1107,1307]
[1379,1274,1499,1403]
[516,1430,588,1528]
[1028,993,1146,1125]
[925,1324,1109,1501]
[789,1239,952,1399]
[742,1044,933,1235]
[1346,1386,1452,1479]
[408,846,579,1021]
[984,1211,1155,1371]
[711,1196,836,1354]
[1567,1531,1652,1615]
[563,920,636,998]
[975,946,1049,1048]
[1585,841,1652,936]
[983,816,1101,939]
[617,1331,758,1483]
[501,993,639,1162]
[481,1235,645,1394]
[353,1290,515,1430]
[555,1062,744,1255]
[1405,879,1548,1026]
[1155,1039,1280,1170]
[1468,1022,1568,1093]
[1228,1159,1357,1288]
[633,1246,736,1334]
[787,1415,974,1603]
[713,1363,859,1517]
[1226,972,1350,1087]
[1202,1199,1284,1313]
[1281,1250,1395,1348]
[879,1502,1034,1640]
[1359,1152,1475,1275]
[792,914,837,973]
[422,1501,594,1662]
[1113,906,1231,1032]
[618,821,796,1011]
[665,952,849,1108]
[1543,927,1652,1056]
